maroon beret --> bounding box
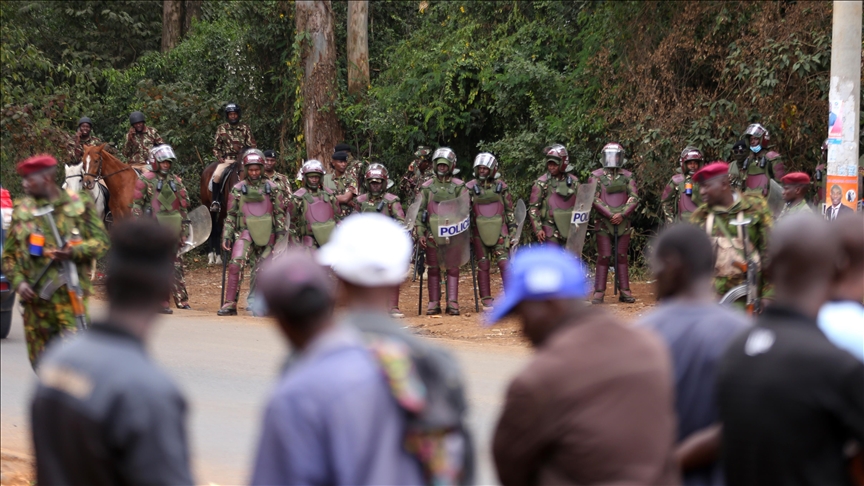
[16,154,58,177]
[692,161,730,184]
[780,172,810,185]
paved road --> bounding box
[1,301,528,484]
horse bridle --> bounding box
[83,151,131,185]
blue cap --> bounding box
[486,245,591,325]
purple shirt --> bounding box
[250,324,423,485]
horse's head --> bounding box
[63,160,85,192]
[81,144,106,190]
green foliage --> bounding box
[1,0,839,259]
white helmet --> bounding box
[301,159,326,176]
[601,142,625,168]
[473,152,498,180]
[432,147,457,175]
[149,144,176,164]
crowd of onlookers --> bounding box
[28,211,863,486]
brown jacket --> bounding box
[493,311,680,486]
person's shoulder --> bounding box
[689,204,710,222]
[765,150,781,161]
[670,173,685,184]
[534,174,549,184]
[383,193,399,202]
[451,177,464,186]
[293,187,307,198]
[591,168,605,177]
[420,178,435,188]
[465,179,477,189]
[230,180,245,191]
[619,168,634,178]
[741,193,770,213]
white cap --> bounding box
[317,213,412,287]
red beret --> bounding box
[780,172,810,185]
[16,154,58,177]
[692,161,729,184]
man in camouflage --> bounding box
[660,146,705,223]
[130,144,192,312]
[778,172,814,220]
[218,150,286,316]
[292,160,341,249]
[210,103,256,212]
[690,162,773,299]
[591,143,639,304]
[416,147,467,316]
[2,154,109,369]
[65,117,105,164]
[262,149,294,222]
[355,163,407,317]
[122,111,164,170]
[727,140,747,191]
[398,146,434,203]
[323,150,358,216]
[527,145,580,246]
[335,143,366,195]
[467,153,516,309]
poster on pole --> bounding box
[827,100,843,144]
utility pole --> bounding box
[825,1,861,213]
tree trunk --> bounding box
[347,1,369,95]
[161,0,183,52]
[183,0,203,35]
[296,0,344,162]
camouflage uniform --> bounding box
[291,185,341,249]
[266,171,294,197]
[220,177,285,313]
[131,169,191,307]
[778,199,813,220]
[660,169,702,223]
[398,161,435,204]
[690,193,773,297]
[527,172,580,245]
[213,123,256,162]
[346,153,367,195]
[592,167,639,302]
[356,192,406,223]
[323,170,358,217]
[123,126,164,167]
[65,133,105,164]
[467,177,516,306]
[1,190,108,368]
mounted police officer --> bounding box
[323,150,358,216]
[2,154,109,369]
[527,144,579,246]
[466,153,516,310]
[292,159,341,250]
[356,163,407,317]
[122,111,164,170]
[660,146,705,223]
[416,148,467,316]
[210,103,256,213]
[217,149,285,316]
[591,143,639,304]
[740,123,783,196]
[131,144,192,312]
[398,146,434,202]
[65,116,105,164]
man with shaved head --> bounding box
[717,214,864,485]
[819,213,864,361]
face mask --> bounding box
[750,145,762,154]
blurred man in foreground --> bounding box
[318,213,474,484]
[31,219,193,485]
[717,214,864,485]
[818,213,864,361]
[639,224,749,485]
[488,245,679,486]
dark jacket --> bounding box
[31,323,193,485]
[493,311,680,486]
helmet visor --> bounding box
[603,150,622,168]
[151,145,176,163]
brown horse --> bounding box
[82,144,137,220]
[200,160,242,263]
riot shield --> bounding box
[565,180,598,258]
[510,199,527,256]
[271,209,292,256]
[767,179,784,217]
[435,190,471,268]
[179,205,213,255]
[404,192,423,232]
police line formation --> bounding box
[2,104,851,368]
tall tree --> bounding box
[347,1,369,95]
[161,0,183,52]
[183,0,203,35]
[296,0,344,162]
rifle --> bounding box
[730,218,759,315]
[33,206,88,330]
[613,224,619,296]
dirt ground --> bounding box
[169,262,658,348]
[0,451,32,486]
